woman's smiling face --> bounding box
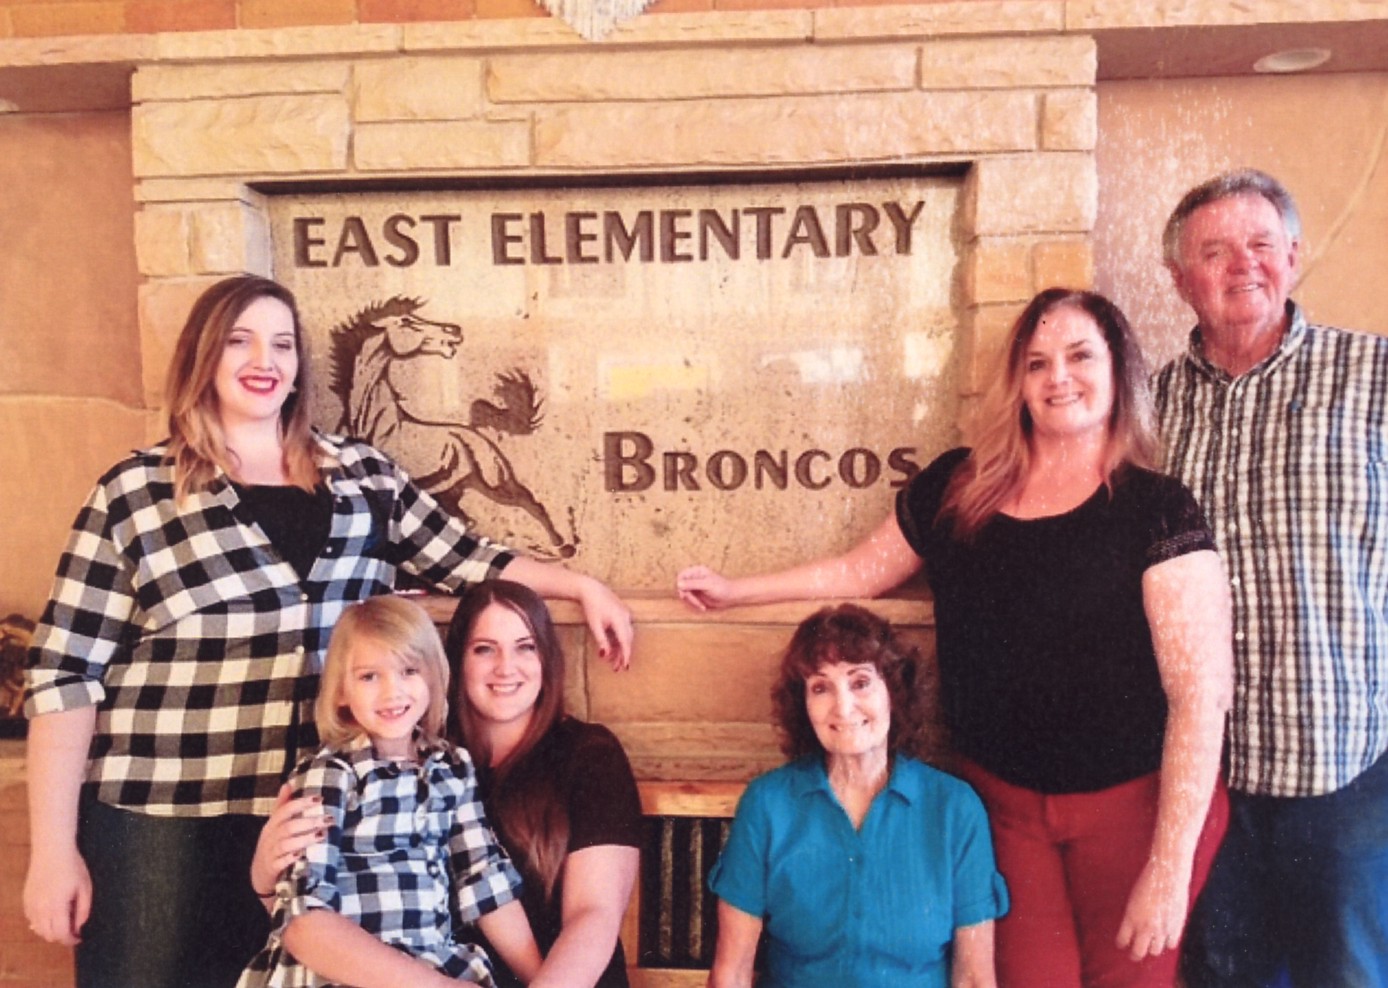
[460,602,543,733]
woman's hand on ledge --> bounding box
[675,565,737,612]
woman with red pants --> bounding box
[678,288,1231,987]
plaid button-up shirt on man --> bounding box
[1155,303,1388,798]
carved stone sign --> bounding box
[269,176,963,589]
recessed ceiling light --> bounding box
[1254,48,1332,73]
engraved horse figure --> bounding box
[328,296,576,559]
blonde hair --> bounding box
[316,596,451,748]
[941,288,1158,538]
[164,275,320,499]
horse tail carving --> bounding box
[469,369,544,435]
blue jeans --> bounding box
[75,795,270,988]
[1180,749,1388,988]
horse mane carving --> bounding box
[327,296,575,559]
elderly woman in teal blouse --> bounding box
[707,604,1007,988]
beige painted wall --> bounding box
[0,110,146,620]
[1096,72,1388,366]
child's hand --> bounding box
[252,784,329,897]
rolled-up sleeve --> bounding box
[25,481,135,716]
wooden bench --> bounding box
[624,780,746,988]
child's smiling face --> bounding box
[342,638,431,759]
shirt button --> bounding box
[295,645,306,656]
[300,592,310,603]
[1234,631,1246,642]
[1227,523,1238,535]
[1229,576,1240,588]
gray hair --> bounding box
[1162,168,1302,266]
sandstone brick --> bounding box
[1033,237,1094,289]
[239,0,354,29]
[132,94,350,178]
[8,2,123,38]
[189,201,270,274]
[535,89,1036,169]
[353,119,531,171]
[133,61,349,102]
[154,22,398,59]
[138,277,222,406]
[814,0,1063,41]
[971,153,1096,235]
[136,177,258,203]
[360,0,477,22]
[966,237,1034,304]
[0,30,153,67]
[588,622,786,724]
[133,206,191,277]
[402,10,808,50]
[489,44,915,103]
[352,56,485,123]
[918,35,1094,89]
[1042,88,1096,150]
[125,0,236,34]
[609,722,783,782]
[960,302,1024,395]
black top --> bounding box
[896,447,1215,793]
[484,717,643,988]
[234,482,333,580]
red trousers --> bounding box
[955,759,1229,988]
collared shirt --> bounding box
[708,755,1008,988]
[240,736,522,988]
[1154,302,1388,797]
[25,433,512,817]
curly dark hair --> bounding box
[771,603,930,761]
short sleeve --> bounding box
[706,776,772,920]
[565,723,642,853]
[895,447,971,557]
[1139,471,1215,569]
[944,781,1010,930]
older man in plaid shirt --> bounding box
[1156,169,1388,988]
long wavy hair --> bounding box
[164,275,320,499]
[446,580,570,901]
[939,288,1157,538]
[771,603,931,762]
[315,595,451,748]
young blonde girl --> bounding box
[241,595,540,988]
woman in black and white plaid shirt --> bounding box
[23,275,634,988]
